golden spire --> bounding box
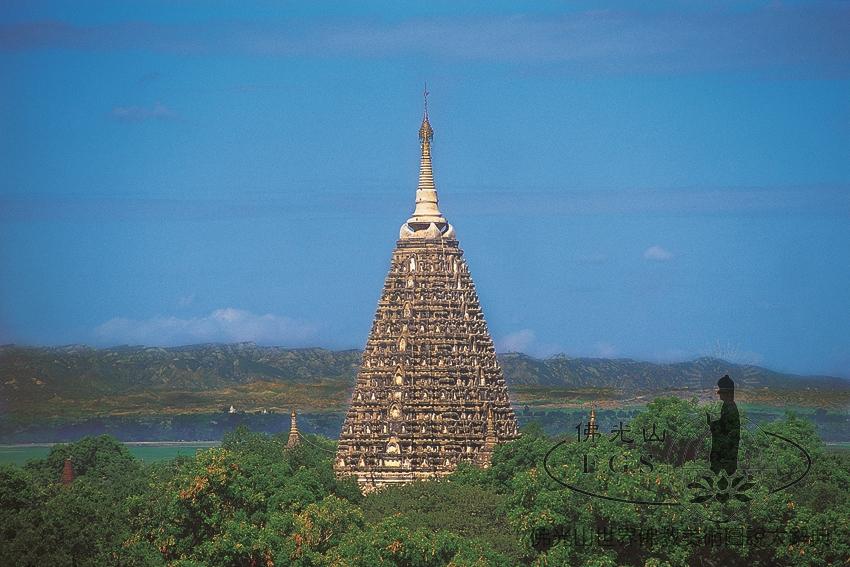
[476,403,498,468]
[419,83,433,145]
[401,85,453,239]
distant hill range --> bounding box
[2,343,847,407]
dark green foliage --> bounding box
[499,399,850,566]
[329,515,513,567]
[124,427,358,565]
[1,436,148,566]
[25,434,139,483]
[0,464,40,560]
[1,404,847,566]
[361,480,523,562]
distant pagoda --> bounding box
[60,458,75,485]
[334,93,519,490]
[287,409,300,448]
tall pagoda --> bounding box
[334,93,519,490]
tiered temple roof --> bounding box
[334,94,519,490]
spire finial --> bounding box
[400,89,453,239]
[418,86,433,144]
[423,82,429,119]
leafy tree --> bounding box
[284,494,365,564]
[1,407,847,566]
[330,515,511,567]
[2,436,151,567]
[362,479,523,562]
[506,398,849,566]
[25,434,139,485]
[0,465,41,563]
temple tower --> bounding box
[287,410,300,448]
[334,94,519,490]
[60,458,75,485]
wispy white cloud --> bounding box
[2,4,849,76]
[497,329,537,353]
[643,245,673,261]
[595,342,618,358]
[93,308,317,346]
[111,102,176,122]
[497,329,563,357]
[3,185,847,223]
[576,252,608,265]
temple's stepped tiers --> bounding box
[334,99,519,490]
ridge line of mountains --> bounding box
[2,343,847,407]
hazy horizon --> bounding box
[3,339,849,379]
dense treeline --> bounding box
[1,398,848,566]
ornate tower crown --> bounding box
[401,87,454,239]
[419,113,433,143]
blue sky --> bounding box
[1,1,849,377]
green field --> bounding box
[0,442,220,466]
